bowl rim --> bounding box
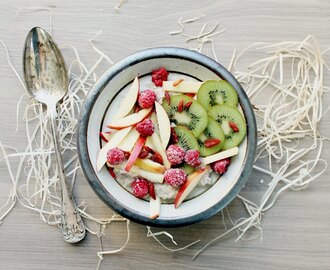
[77,47,257,227]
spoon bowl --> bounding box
[23,27,85,243]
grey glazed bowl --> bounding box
[77,47,257,227]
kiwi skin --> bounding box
[174,125,199,151]
[208,104,246,150]
[197,80,238,110]
[162,95,208,137]
[197,117,225,157]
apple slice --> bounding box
[107,108,152,130]
[134,158,166,174]
[100,132,112,143]
[163,81,202,93]
[96,126,132,171]
[112,76,139,121]
[124,136,146,172]
[150,132,171,169]
[200,147,239,165]
[130,165,164,183]
[117,128,140,152]
[174,167,209,208]
[150,195,161,219]
[155,101,171,149]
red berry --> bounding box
[136,119,154,137]
[138,89,156,109]
[184,149,201,167]
[144,145,155,154]
[211,158,231,175]
[106,147,125,165]
[107,167,116,179]
[184,101,193,109]
[131,178,149,198]
[164,91,171,105]
[138,150,149,159]
[152,67,169,87]
[166,145,185,166]
[164,168,187,187]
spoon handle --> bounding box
[49,113,86,243]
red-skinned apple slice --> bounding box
[112,76,139,121]
[200,147,239,165]
[163,81,202,93]
[124,136,146,172]
[96,126,132,171]
[100,132,112,143]
[117,128,140,152]
[134,158,166,173]
[174,167,209,208]
[107,108,152,130]
[150,131,171,169]
[150,195,161,219]
[155,101,171,149]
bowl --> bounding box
[77,47,257,227]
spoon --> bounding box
[23,27,85,243]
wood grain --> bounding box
[0,0,329,269]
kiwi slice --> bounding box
[174,126,199,151]
[197,117,225,157]
[162,95,208,137]
[197,80,238,110]
[208,104,246,150]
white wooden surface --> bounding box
[0,1,329,269]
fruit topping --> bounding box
[149,182,156,200]
[150,152,164,165]
[138,89,157,109]
[106,147,125,165]
[208,104,246,150]
[152,67,168,87]
[197,80,238,110]
[164,168,187,188]
[184,149,201,167]
[131,178,149,198]
[174,126,199,151]
[166,144,185,166]
[211,158,231,175]
[162,94,208,137]
[136,118,155,137]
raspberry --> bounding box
[106,147,125,165]
[138,89,156,109]
[164,168,187,187]
[152,67,169,87]
[211,158,231,175]
[166,145,185,166]
[131,178,149,198]
[136,119,154,137]
[184,149,201,167]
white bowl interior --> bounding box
[87,57,247,221]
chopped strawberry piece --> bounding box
[107,167,116,179]
[138,150,149,159]
[150,152,163,165]
[170,127,179,144]
[229,121,239,132]
[149,182,156,200]
[177,100,184,113]
[164,91,171,105]
[184,101,193,109]
[204,138,221,148]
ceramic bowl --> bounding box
[77,47,257,227]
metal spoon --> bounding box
[23,27,85,243]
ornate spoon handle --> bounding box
[49,111,86,243]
